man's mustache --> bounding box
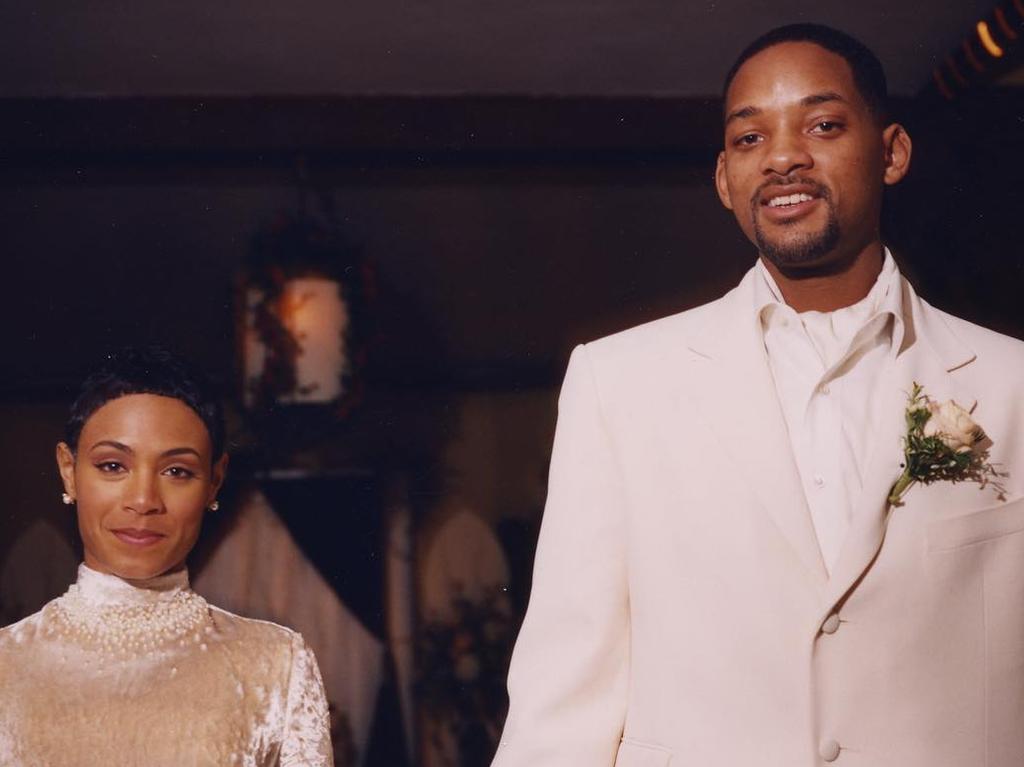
[751,175,832,208]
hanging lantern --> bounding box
[241,211,371,414]
[244,275,350,405]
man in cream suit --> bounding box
[493,23,1024,767]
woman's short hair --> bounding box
[65,347,226,461]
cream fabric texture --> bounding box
[757,251,903,571]
[0,565,333,767]
[493,263,1024,767]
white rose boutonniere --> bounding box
[888,382,1006,506]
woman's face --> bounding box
[56,393,228,580]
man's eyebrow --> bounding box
[725,92,848,126]
[725,105,761,126]
[801,91,846,107]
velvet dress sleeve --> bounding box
[279,632,334,766]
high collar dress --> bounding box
[0,564,333,766]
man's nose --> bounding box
[124,472,162,515]
[761,132,813,177]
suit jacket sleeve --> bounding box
[492,344,630,767]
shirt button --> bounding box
[819,739,841,762]
[813,475,825,488]
[821,613,841,635]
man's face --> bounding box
[715,41,905,272]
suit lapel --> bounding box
[820,279,977,613]
[679,270,979,606]
[679,270,828,588]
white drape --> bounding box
[194,489,384,767]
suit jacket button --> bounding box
[819,739,841,762]
[821,613,841,635]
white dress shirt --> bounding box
[755,251,906,573]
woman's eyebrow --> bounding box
[86,442,201,459]
[89,440,131,453]
[161,447,202,459]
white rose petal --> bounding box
[923,399,983,451]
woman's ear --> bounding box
[208,453,229,506]
[55,442,77,501]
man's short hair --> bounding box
[723,23,889,120]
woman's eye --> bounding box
[95,461,124,473]
[164,466,196,479]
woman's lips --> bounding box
[111,528,166,546]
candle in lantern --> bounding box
[244,276,350,405]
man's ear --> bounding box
[882,123,912,186]
[715,151,734,210]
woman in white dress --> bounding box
[0,347,333,766]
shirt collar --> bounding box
[754,248,906,356]
[71,563,191,608]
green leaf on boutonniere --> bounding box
[888,382,1006,507]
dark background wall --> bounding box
[3,83,1022,579]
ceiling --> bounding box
[1,1,997,97]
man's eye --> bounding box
[812,121,843,134]
[734,133,761,147]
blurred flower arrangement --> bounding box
[417,588,517,766]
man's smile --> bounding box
[754,181,829,224]
[766,192,814,208]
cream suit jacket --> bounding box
[493,264,1024,767]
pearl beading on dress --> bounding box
[49,583,212,656]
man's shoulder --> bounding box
[917,300,1024,417]
[583,285,739,365]
[925,302,1024,365]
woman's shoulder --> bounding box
[0,602,56,647]
[0,602,64,676]
[206,603,311,657]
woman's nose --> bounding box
[123,472,162,515]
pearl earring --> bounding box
[61,493,74,505]
[209,500,219,512]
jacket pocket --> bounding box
[927,496,1024,551]
[614,738,672,767]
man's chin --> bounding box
[763,250,832,272]
[764,254,854,279]
[755,226,842,276]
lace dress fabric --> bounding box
[0,565,333,767]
